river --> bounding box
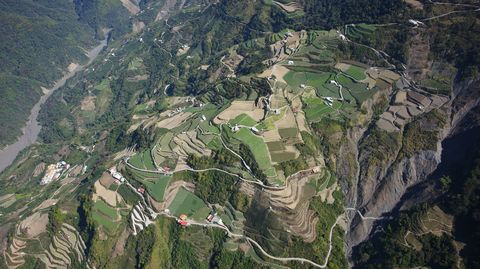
[0,36,108,173]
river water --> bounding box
[0,37,108,173]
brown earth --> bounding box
[80,96,96,111]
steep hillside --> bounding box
[0,0,479,269]
[0,0,140,147]
[0,0,95,146]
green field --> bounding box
[94,79,113,115]
[303,97,341,122]
[270,152,297,163]
[256,108,286,131]
[168,188,208,219]
[231,128,273,173]
[92,212,119,232]
[92,200,120,232]
[143,175,172,201]
[128,169,172,201]
[94,200,118,220]
[230,114,258,127]
[345,65,366,81]
[266,141,285,151]
[346,23,377,40]
[278,128,298,139]
[129,150,156,170]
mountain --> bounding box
[0,0,479,269]
[0,0,133,147]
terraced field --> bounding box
[129,150,156,170]
[92,200,121,233]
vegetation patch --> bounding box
[270,152,297,163]
[345,65,366,81]
[278,128,298,139]
[168,188,208,219]
[266,141,285,152]
[143,175,172,202]
[231,128,272,173]
[230,114,258,127]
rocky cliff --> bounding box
[343,77,480,260]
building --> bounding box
[40,161,69,185]
[250,127,261,135]
[138,187,145,194]
[109,166,125,183]
[232,125,240,132]
[206,212,224,226]
[288,60,294,65]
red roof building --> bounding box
[178,220,188,226]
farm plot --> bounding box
[129,150,156,170]
[92,200,121,232]
[346,23,377,40]
[152,127,212,168]
[336,74,374,105]
[270,152,297,163]
[266,141,285,152]
[143,176,172,202]
[129,169,172,202]
[345,65,367,81]
[302,96,341,122]
[214,101,264,124]
[278,127,298,139]
[229,114,258,127]
[167,188,208,219]
[155,112,193,130]
[231,128,275,176]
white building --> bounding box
[232,125,240,132]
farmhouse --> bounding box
[232,125,240,132]
[206,212,224,225]
[108,166,125,183]
[250,127,261,135]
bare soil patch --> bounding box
[33,199,58,212]
[32,162,45,177]
[19,212,48,238]
[80,96,96,111]
[93,180,120,207]
[132,20,145,34]
[67,63,79,73]
[99,172,115,189]
[405,0,423,10]
[127,75,148,82]
[121,0,140,14]
[214,101,264,124]
[155,112,192,129]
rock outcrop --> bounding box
[344,77,480,260]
